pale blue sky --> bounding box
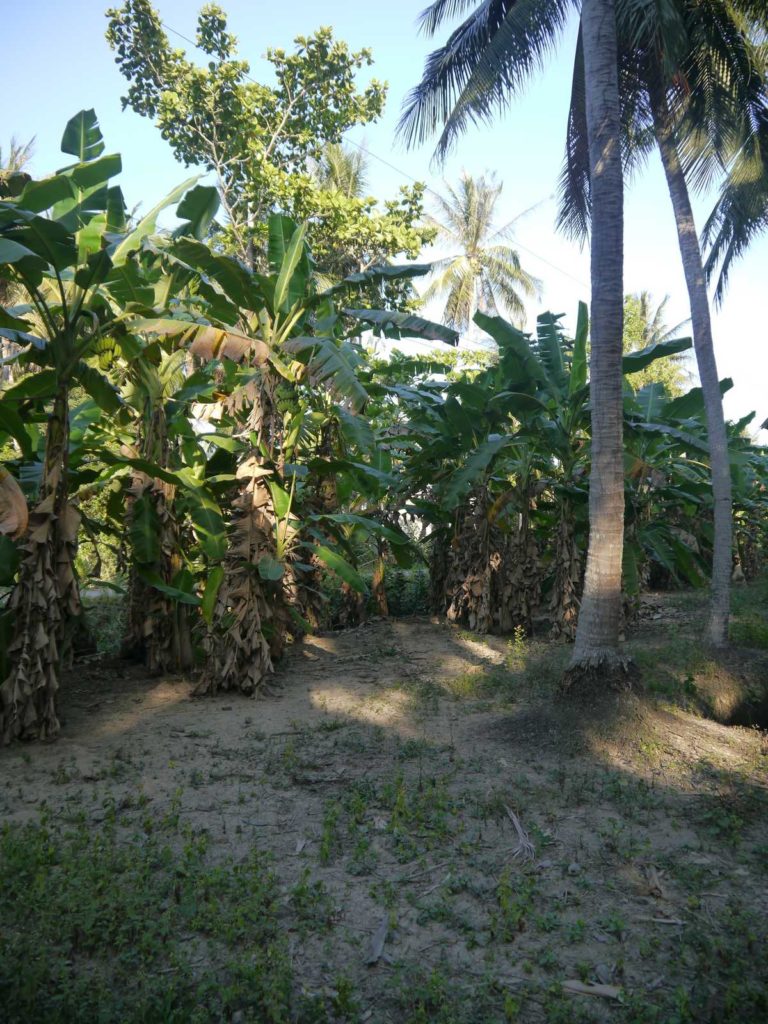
[3,0,766,435]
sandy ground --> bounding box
[1,615,766,1021]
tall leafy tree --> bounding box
[401,0,634,688]
[422,172,540,331]
[106,0,433,289]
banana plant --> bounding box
[377,307,586,635]
[622,380,768,598]
[0,109,201,741]
[729,426,768,581]
[92,185,226,673]
[124,215,436,695]
[387,304,694,638]
[0,111,128,741]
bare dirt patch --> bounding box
[1,615,767,1023]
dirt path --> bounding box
[1,617,767,1022]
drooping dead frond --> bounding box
[0,392,81,743]
[0,467,28,539]
[435,486,540,634]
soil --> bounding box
[1,609,767,1022]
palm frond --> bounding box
[434,0,574,159]
[420,255,471,304]
[444,261,478,329]
[556,23,590,242]
[489,193,553,242]
[703,110,768,305]
[482,250,539,315]
[422,172,539,330]
[673,0,768,194]
[399,0,574,161]
[0,137,35,173]
[417,0,490,36]
[314,142,370,198]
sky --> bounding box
[2,0,766,437]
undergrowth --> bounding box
[0,814,351,1024]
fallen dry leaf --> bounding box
[562,980,623,1000]
[645,864,666,898]
[365,916,389,965]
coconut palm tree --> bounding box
[314,142,370,198]
[422,172,540,332]
[558,0,768,646]
[624,293,688,348]
[0,137,34,383]
[0,137,34,188]
[401,0,634,688]
[623,292,690,395]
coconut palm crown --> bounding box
[422,172,540,332]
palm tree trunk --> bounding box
[563,0,634,691]
[649,85,732,647]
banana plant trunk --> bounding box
[438,487,538,634]
[372,539,389,617]
[0,384,81,742]
[123,411,194,674]
[649,85,732,647]
[550,499,582,641]
[195,456,286,696]
[563,0,634,692]
[196,374,291,696]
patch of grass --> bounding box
[396,736,437,761]
[383,771,460,844]
[730,614,768,649]
[289,868,335,934]
[490,868,536,942]
[0,812,326,1023]
[395,678,443,718]
[445,665,517,701]
[694,790,760,846]
[598,818,647,861]
[629,638,708,704]
[319,799,341,864]
[389,966,524,1024]
[649,901,768,1024]
[346,835,378,876]
[601,771,657,820]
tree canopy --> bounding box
[106,1,434,296]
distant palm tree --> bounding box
[1,137,34,382]
[623,292,690,395]
[624,292,689,349]
[422,173,540,332]
[314,142,370,199]
[0,136,34,176]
